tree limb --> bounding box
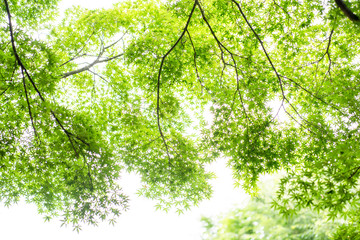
[21,68,39,140]
[61,33,126,78]
[60,31,96,67]
[334,0,360,22]
[62,53,123,78]
[3,0,87,155]
[156,1,197,166]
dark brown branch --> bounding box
[280,74,345,115]
[348,166,360,180]
[186,29,213,96]
[196,2,233,56]
[186,30,203,92]
[0,86,10,97]
[231,0,318,131]
[273,0,291,18]
[231,0,286,99]
[334,0,360,22]
[83,155,94,191]
[282,104,314,134]
[322,29,334,62]
[4,0,45,103]
[156,1,197,165]
[4,0,85,156]
[315,29,335,94]
[21,68,38,140]
[231,54,250,122]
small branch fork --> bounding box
[62,45,124,78]
[60,31,96,67]
[186,29,212,96]
[156,0,330,157]
[196,1,250,122]
[231,0,290,124]
[231,0,285,99]
[230,0,335,132]
[3,0,87,156]
[315,29,334,94]
[60,30,127,69]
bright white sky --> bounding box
[0,162,248,240]
[0,1,250,239]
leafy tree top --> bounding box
[1,0,360,231]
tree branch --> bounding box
[60,31,96,67]
[273,0,291,18]
[3,0,87,156]
[280,74,345,115]
[334,0,360,22]
[0,86,10,97]
[197,1,250,121]
[62,53,123,78]
[61,33,126,78]
[231,0,285,99]
[186,29,213,96]
[21,68,39,140]
[156,1,197,166]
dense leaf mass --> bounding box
[1,0,360,234]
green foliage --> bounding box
[1,0,360,231]
[201,177,339,240]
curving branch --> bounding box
[334,0,360,22]
[156,1,197,166]
[280,74,345,115]
[273,0,291,18]
[186,29,214,97]
[231,0,285,99]
[348,166,360,179]
[3,0,87,156]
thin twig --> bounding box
[197,1,250,120]
[60,31,96,67]
[280,74,345,115]
[273,0,291,18]
[231,0,286,98]
[186,29,213,96]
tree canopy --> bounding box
[1,0,360,233]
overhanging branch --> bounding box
[334,0,360,22]
[3,0,88,156]
[156,1,197,166]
